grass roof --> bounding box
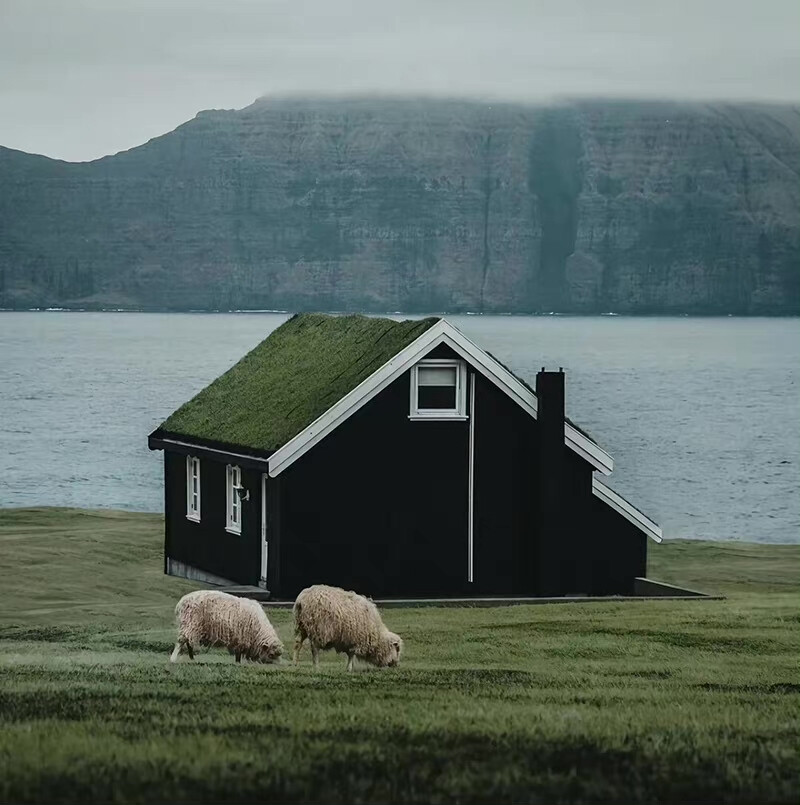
[159,313,439,453]
[159,311,598,454]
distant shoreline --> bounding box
[1,308,798,318]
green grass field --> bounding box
[1,508,798,804]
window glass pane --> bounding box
[418,385,457,409]
[418,366,457,387]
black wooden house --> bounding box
[148,313,662,599]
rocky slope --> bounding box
[1,97,798,313]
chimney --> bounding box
[535,367,567,596]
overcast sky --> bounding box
[1,0,798,162]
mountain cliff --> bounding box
[1,97,798,313]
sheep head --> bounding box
[387,632,403,667]
[368,630,403,667]
[258,640,283,664]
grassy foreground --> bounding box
[0,508,798,804]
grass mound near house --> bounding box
[0,507,798,804]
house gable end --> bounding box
[267,319,614,477]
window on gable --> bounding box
[186,456,201,522]
[226,464,242,534]
[410,359,467,420]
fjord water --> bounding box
[0,312,797,543]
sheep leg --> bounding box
[170,642,182,663]
[311,643,320,669]
[234,650,242,663]
[293,631,306,665]
[185,641,194,660]
[346,652,355,672]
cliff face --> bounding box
[1,97,798,313]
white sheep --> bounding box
[170,590,283,664]
[292,584,403,671]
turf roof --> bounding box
[159,313,440,453]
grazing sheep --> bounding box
[170,590,283,664]
[293,584,403,671]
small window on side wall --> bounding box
[410,359,467,420]
[186,456,201,522]
[226,464,242,534]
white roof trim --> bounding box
[154,436,270,467]
[435,325,613,474]
[268,319,614,477]
[592,477,663,543]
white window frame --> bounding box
[409,359,468,421]
[226,464,242,535]
[186,456,201,522]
